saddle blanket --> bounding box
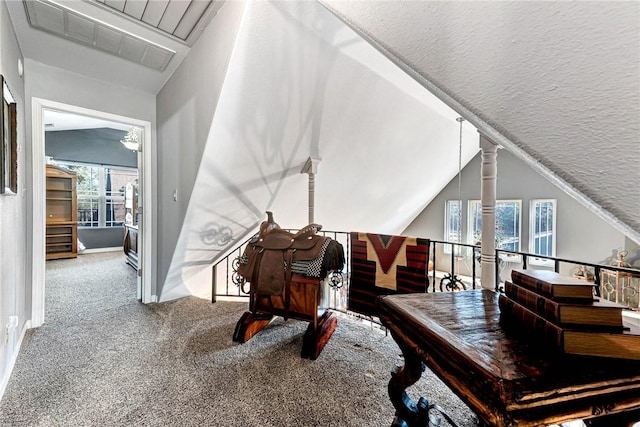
[348,232,430,317]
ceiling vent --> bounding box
[23,0,176,71]
[89,0,223,45]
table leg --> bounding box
[388,338,460,427]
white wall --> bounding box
[322,1,640,241]
[156,0,480,301]
[0,0,27,398]
[403,149,629,278]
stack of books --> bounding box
[499,269,640,360]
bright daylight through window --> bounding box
[469,200,521,252]
[57,161,138,228]
[444,200,462,253]
[530,199,556,259]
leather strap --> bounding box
[283,248,294,319]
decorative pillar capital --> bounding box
[479,132,499,151]
[301,157,321,175]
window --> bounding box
[444,200,462,253]
[529,199,556,258]
[445,200,462,242]
[469,200,521,252]
[57,162,138,228]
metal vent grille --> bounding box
[23,0,176,71]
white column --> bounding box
[308,172,315,223]
[480,134,498,290]
[301,157,321,224]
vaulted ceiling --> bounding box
[5,0,639,246]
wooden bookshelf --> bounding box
[45,165,77,260]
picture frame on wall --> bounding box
[1,74,17,195]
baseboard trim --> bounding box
[80,247,123,254]
[0,320,32,402]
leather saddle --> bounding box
[238,213,326,297]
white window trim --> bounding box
[444,200,462,254]
[529,199,557,266]
[468,199,522,252]
[56,160,136,228]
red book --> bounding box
[499,294,640,360]
[504,280,624,328]
[511,269,595,301]
[499,294,563,348]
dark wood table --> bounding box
[377,290,640,427]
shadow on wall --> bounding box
[600,249,640,269]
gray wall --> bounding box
[155,1,244,297]
[403,148,629,278]
[45,128,136,168]
[78,228,125,250]
[0,0,27,395]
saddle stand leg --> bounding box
[232,311,274,343]
[301,311,338,360]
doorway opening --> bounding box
[31,98,153,328]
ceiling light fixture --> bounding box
[121,127,140,151]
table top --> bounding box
[378,289,640,426]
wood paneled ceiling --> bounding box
[21,0,223,72]
[90,0,220,43]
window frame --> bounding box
[444,200,462,254]
[468,199,522,253]
[54,160,137,229]
[529,199,557,265]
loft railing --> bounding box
[493,248,640,310]
[428,240,481,292]
[211,230,353,312]
[211,233,640,312]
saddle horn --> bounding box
[259,211,280,238]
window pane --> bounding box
[469,200,521,251]
[105,168,137,227]
[531,200,555,257]
[444,200,462,254]
[469,201,482,244]
[78,197,99,227]
[445,200,462,243]
[55,162,138,228]
[68,164,101,228]
[496,202,520,251]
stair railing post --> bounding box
[301,157,321,224]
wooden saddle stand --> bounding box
[233,212,345,360]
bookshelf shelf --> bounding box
[45,165,77,260]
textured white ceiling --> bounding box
[321,1,640,240]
